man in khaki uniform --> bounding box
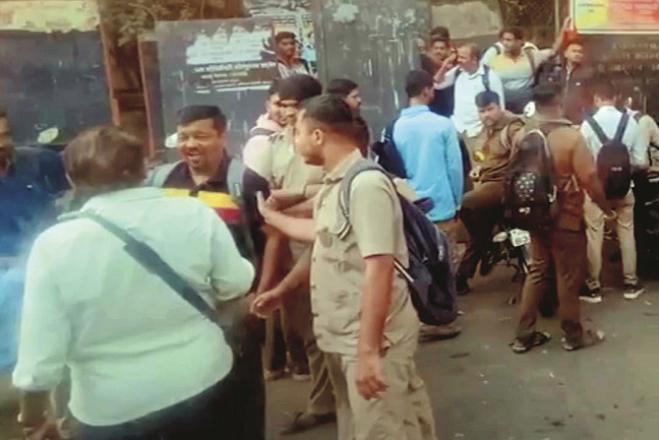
[254,95,437,440]
[251,75,335,434]
[457,90,525,294]
[511,83,613,353]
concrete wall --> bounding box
[312,0,426,136]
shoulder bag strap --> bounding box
[482,65,491,91]
[77,212,227,332]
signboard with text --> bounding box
[156,18,278,151]
[573,0,659,34]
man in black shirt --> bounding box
[147,105,275,440]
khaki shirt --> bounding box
[473,112,525,182]
[268,128,324,194]
[268,128,324,260]
[311,150,419,356]
[524,114,600,231]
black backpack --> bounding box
[339,159,458,326]
[455,64,491,91]
[504,124,566,231]
[370,121,407,179]
[586,113,632,200]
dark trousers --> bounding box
[74,380,233,440]
[458,137,473,193]
[458,181,505,278]
[516,228,585,345]
[225,316,266,440]
[263,310,288,372]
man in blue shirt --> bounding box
[394,70,464,228]
[393,70,464,340]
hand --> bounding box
[250,288,284,318]
[269,189,307,210]
[562,17,573,31]
[603,209,617,221]
[21,418,61,440]
[355,350,388,400]
[444,51,457,68]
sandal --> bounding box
[562,329,605,352]
[281,411,337,435]
[510,331,552,354]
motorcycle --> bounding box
[477,224,558,317]
[479,224,532,285]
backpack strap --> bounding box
[338,159,384,224]
[145,161,181,188]
[524,48,537,73]
[614,112,631,144]
[249,127,276,138]
[585,116,610,145]
[383,120,396,144]
[227,158,246,202]
[482,65,491,92]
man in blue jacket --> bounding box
[393,70,464,339]
[1,107,65,372]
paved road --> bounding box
[267,268,659,440]
[1,268,657,440]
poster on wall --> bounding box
[245,0,317,73]
[183,19,277,93]
[0,0,99,32]
[157,18,279,151]
[573,0,659,34]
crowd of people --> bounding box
[1,21,658,440]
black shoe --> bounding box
[456,275,471,296]
[623,283,645,300]
[579,285,602,304]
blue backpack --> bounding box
[339,159,458,326]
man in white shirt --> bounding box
[13,126,255,439]
[243,80,285,176]
[580,81,648,303]
[434,43,506,167]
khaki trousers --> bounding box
[517,229,586,346]
[584,192,638,289]
[435,218,463,273]
[458,181,505,279]
[284,284,336,416]
[324,341,437,440]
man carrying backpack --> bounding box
[253,95,438,440]
[510,83,613,353]
[433,43,505,165]
[243,80,285,177]
[580,81,648,302]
